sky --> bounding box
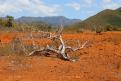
[0,0,121,20]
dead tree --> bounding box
[12,25,88,61]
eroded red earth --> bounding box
[0,32,121,81]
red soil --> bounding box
[0,32,121,81]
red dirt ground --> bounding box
[0,32,121,81]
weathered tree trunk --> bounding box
[12,25,88,61]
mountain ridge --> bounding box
[16,16,81,26]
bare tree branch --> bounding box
[11,24,88,61]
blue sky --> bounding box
[0,0,121,20]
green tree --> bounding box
[6,15,14,27]
[105,24,113,31]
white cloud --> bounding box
[103,0,112,3]
[0,0,60,17]
[102,3,120,10]
[102,0,120,10]
[66,2,81,11]
[84,0,93,5]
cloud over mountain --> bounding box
[0,0,121,20]
[0,0,60,17]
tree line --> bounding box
[0,16,52,32]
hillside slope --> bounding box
[70,7,121,31]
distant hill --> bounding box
[70,7,121,31]
[16,16,81,27]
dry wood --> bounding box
[12,25,88,61]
